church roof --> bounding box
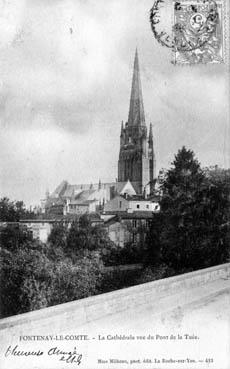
[128,48,145,127]
[52,182,117,200]
[114,180,140,194]
[45,197,65,208]
[62,185,76,198]
[74,189,96,200]
[51,180,68,197]
[69,199,97,205]
[115,181,129,193]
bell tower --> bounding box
[118,49,156,195]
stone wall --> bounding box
[0,263,229,331]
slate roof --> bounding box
[51,181,117,200]
[62,185,76,198]
[110,181,139,195]
[75,190,96,200]
[104,211,154,223]
[49,180,140,203]
[45,197,65,207]
[69,199,97,205]
[51,180,68,197]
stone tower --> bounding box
[118,49,156,195]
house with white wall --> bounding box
[103,195,160,214]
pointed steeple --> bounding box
[149,122,153,143]
[128,48,145,127]
[120,120,124,135]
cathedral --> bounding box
[43,49,156,215]
[118,49,156,195]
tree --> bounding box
[0,197,35,222]
[66,215,114,256]
[144,213,163,266]
[154,147,230,271]
[0,244,52,316]
[48,222,67,248]
[0,198,18,221]
[49,253,103,306]
[0,223,33,251]
[0,239,103,318]
[161,146,204,196]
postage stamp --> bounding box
[150,0,227,64]
[172,0,226,64]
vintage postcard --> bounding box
[0,0,229,368]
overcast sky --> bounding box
[0,0,229,205]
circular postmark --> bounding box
[149,0,219,53]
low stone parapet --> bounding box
[0,262,229,331]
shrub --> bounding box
[135,264,175,285]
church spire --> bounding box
[128,48,145,127]
[120,120,124,135]
[149,122,153,143]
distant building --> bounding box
[103,195,160,214]
[102,191,159,247]
[45,198,65,217]
[19,214,104,243]
[65,199,97,215]
[104,211,153,247]
[19,219,61,243]
[43,49,158,217]
[118,49,156,195]
[44,180,141,217]
[0,220,57,244]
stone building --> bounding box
[44,180,139,217]
[104,212,154,247]
[118,49,156,195]
[43,49,157,216]
[19,219,58,243]
[65,199,97,215]
[103,195,160,214]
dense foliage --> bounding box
[103,241,145,266]
[48,215,115,262]
[146,147,230,272]
[0,224,33,251]
[0,230,103,318]
[0,198,35,221]
[0,215,106,318]
[0,242,102,317]
[1,147,229,318]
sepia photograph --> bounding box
[0,0,229,368]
